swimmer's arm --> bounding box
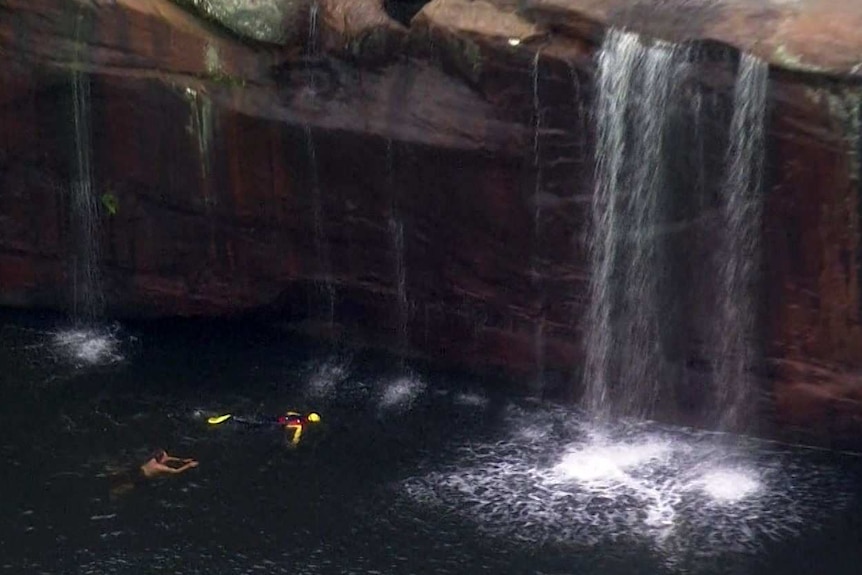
[158,460,199,473]
[163,455,195,464]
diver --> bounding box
[109,448,198,498]
[207,411,321,446]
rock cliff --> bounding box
[2,0,862,447]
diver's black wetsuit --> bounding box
[223,415,282,427]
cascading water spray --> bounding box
[583,30,684,419]
[52,13,125,367]
[583,29,639,419]
[712,54,768,432]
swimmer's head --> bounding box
[307,412,321,424]
[151,449,167,463]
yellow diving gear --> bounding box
[207,414,232,425]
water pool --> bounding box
[0,311,860,575]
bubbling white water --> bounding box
[453,392,489,408]
[379,375,426,412]
[550,440,673,483]
[401,406,852,566]
[304,357,350,400]
[51,327,123,366]
[696,468,761,502]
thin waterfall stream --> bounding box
[712,54,769,432]
[70,67,103,324]
[386,139,409,360]
[304,1,335,328]
[531,48,547,393]
[583,30,683,420]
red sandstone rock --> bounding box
[2,0,862,448]
[522,0,862,77]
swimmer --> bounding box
[208,411,322,446]
[141,449,199,479]
[279,411,322,446]
[109,448,198,498]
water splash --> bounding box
[379,374,426,412]
[401,408,852,566]
[697,468,761,502]
[51,325,123,367]
[304,356,351,400]
[583,30,684,419]
[712,54,768,432]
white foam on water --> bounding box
[400,408,853,567]
[304,357,350,399]
[696,468,760,502]
[51,327,123,366]
[379,375,426,411]
[453,392,488,408]
[549,440,672,483]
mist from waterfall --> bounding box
[69,69,103,323]
[712,54,768,432]
[583,30,683,420]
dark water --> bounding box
[1,310,861,575]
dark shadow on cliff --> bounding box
[384,0,431,26]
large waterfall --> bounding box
[583,30,769,430]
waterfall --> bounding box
[303,1,335,327]
[583,27,770,431]
[305,126,335,327]
[582,30,684,419]
[532,48,542,209]
[308,1,320,58]
[386,139,410,358]
[188,89,214,187]
[712,54,768,432]
[69,68,103,323]
[531,49,548,393]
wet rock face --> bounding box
[523,0,862,77]
[2,0,862,447]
